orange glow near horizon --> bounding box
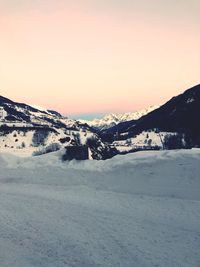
[0,1,199,115]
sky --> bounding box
[0,0,199,117]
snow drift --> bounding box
[0,149,200,267]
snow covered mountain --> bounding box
[0,95,116,159]
[79,105,160,130]
[1,83,200,158]
[102,84,200,151]
[0,95,79,128]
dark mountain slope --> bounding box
[0,95,62,121]
[103,84,200,145]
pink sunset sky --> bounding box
[0,0,199,117]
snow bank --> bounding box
[0,149,200,266]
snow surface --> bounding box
[0,128,96,157]
[113,131,174,151]
[0,149,200,267]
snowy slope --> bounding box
[0,149,200,267]
[113,131,177,152]
[80,105,160,130]
[106,84,200,141]
[0,95,92,130]
[0,127,97,157]
[0,95,112,158]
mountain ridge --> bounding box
[79,105,160,130]
[1,83,200,158]
[0,95,117,159]
[102,84,200,147]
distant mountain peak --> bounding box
[80,105,160,130]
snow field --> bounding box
[0,149,200,266]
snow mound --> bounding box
[0,149,200,267]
